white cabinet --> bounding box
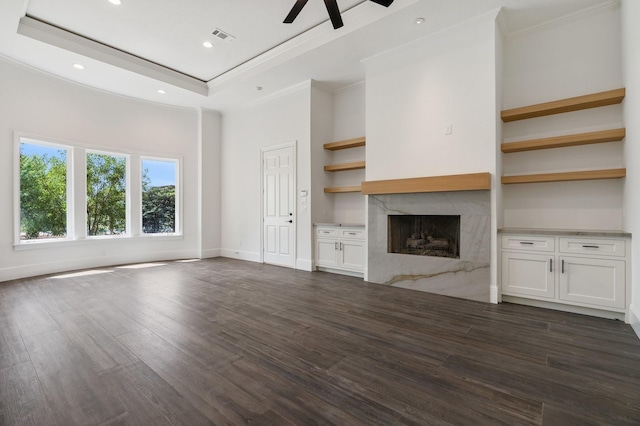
[501,252,555,299]
[501,233,629,316]
[558,256,625,309]
[315,225,365,277]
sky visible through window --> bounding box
[21,142,65,160]
[143,159,176,187]
[22,144,175,186]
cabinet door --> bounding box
[316,239,338,268]
[501,252,555,299]
[559,256,625,309]
[338,240,365,272]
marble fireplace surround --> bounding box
[363,173,491,302]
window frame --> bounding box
[14,134,73,246]
[140,156,181,236]
[13,132,183,251]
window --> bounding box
[19,140,69,241]
[142,158,177,234]
[86,152,127,236]
[15,134,181,247]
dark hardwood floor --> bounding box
[1,258,640,425]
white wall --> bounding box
[0,57,202,281]
[198,108,222,258]
[622,0,640,338]
[364,15,498,182]
[220,83,313,269]
[502,4,624,230]
[330,82,366,224]
[310,83,335,227]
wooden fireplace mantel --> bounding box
[360,172,491,195]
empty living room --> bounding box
[1,0,640,424]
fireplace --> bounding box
[388,215,460,258]
[368,191,491,302]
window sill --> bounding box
[13,234,184,251]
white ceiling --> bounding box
[0,0,613,111]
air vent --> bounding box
[212,28,235,42]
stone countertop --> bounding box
[499,228,631,238]
[314,223,366,228]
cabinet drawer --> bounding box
[559,238,625,257]
[501,235,555,252]
[316,228,337,237]
[340,229,365,239]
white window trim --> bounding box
[13,133,184,251]
[14,134,73,246]
[140,156,181,236]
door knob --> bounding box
[287,220,293,223]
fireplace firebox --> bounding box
[388,215,460,258]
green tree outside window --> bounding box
[86,153,127,236]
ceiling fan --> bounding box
[284,0,394,30]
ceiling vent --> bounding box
[212,28,235,42]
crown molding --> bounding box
[506,0,620,40]
[362,7,502,69]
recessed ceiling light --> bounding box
[157,89,166,94]
[109,0,122,5]
[73,63,84,70]
[415,17,425,25]
[202,41,213,48]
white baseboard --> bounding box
[200,248,221,259]
[0,249,199,282]
[630,304,640,340]
[220,249,261,263]
[295,258,313,272]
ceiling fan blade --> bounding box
[284,0,310,24]
[324,0,344,29]
[369,0,394,6]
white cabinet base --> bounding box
[502,295,626,322]
[314,225,366,278]
[500,233,630,322]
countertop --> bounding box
[499,228,631,238]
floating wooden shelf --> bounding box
[501,128,626,153]
[324,161,366,172]
[501,168,626,185]
[361,172,491,195]
[323,137,366,151]
[324,186,362,193]
[501,88,625,123]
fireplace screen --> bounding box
[388,215,460,258]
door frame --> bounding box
[260,141,297,267]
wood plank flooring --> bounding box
[1,258,639,425]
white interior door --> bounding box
[262,145,295,268]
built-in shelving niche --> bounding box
[323,137,365,193]
[501,88,626,185]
